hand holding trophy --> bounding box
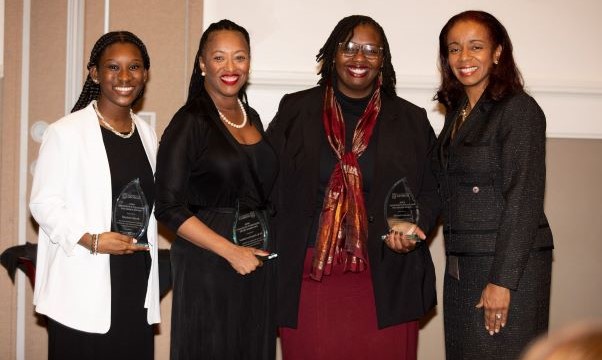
[232,201,278,261]
[113,178,150,247]
[381,178,425,253]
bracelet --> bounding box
[89,234,95,254]
[92,233,99,255]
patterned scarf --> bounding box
[311,78,382,281]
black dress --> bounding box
[47,126,154,360]
[432,92,553,360]
[155,92,278,360]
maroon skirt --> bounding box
[280,248,418,360]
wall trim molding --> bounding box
[103,0,109,33]
[248,70,602,139]
[249,70,602,95]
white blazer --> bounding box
[30,103,161,333]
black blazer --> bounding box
[267,86,440,328]
[432,91,554,290]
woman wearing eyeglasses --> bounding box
[267,15,440,360]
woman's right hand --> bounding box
[384,221,426,253]
[96,232,148,255]
[223,245,268,275]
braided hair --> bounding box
[434,10,523,110]
[187,19,251,104]
[71,31,150,113]
[316,15,397,97]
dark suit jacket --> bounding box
[267,86,440,329]
[432,91,554,290]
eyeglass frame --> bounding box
[337,41,384,59]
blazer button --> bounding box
[368,215,375,223]
[472,186,480,194]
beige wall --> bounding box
[1,1,24,359]
[1,2,601,360]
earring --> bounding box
[92,78,99,84]
[201,71,206,77]
[494,59,499,65]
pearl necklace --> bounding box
[92,100,136,139]
[217,99,247,129]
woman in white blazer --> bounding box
[29,31,160,360]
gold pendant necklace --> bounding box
[460,102,471,124]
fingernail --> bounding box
[501,323,506,327]
[489,330,494,336]
[495,329,499,333]
[485,325,489,330]
[133,239,138,243]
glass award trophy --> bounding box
[232,202,269,251]
[113,178,150,245]
[382,178,421,242]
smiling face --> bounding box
[334,23,384,98]
[200,30,250,104]
[91,42,147,113]
[446,20,502,103]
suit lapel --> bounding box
[452,95,494,146]
[81,104,113,228]
[366,95,396,210]
[436,107,459,170]
[302,89,326,188]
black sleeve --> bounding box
[489,94,547,290]
[266,94,291,158]
[154,107,203,232]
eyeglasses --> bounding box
[337,41,383,59]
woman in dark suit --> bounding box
[432,10,554,360]
[268,15,439,360]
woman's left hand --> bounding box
[383,221,426,253]
[476,283,511,335]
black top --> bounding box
[102,127,155,233]
[101,125,153,282]
[308,89,376,247]
[99,126,154,357]
[240,139,278,200]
